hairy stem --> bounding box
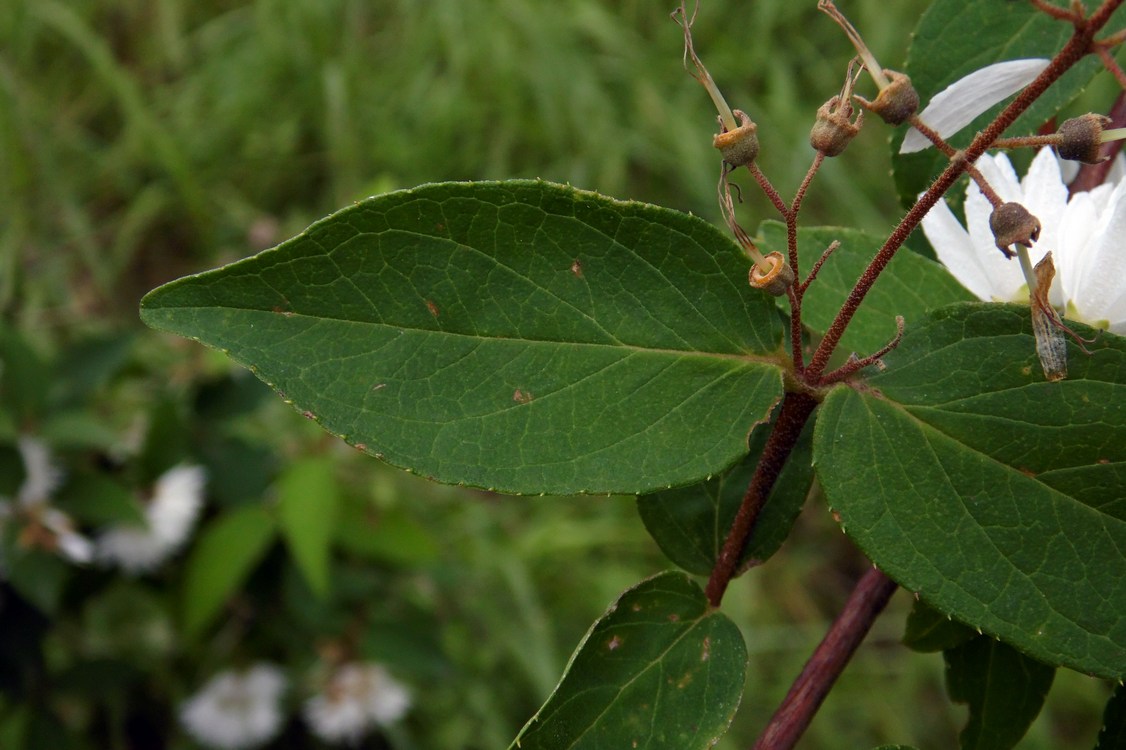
[705,391,818,607]
[805,0,1125,380]
[751,567,898,750]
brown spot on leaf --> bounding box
[701,636,711,661]
[667,614,680,623]
[571,259,584,278]
[425,299,440,317]
[302,411,317,420]
[354,443,367,452]
[607,635,623,651]
[513,389,534,404]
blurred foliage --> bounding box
[0,0,1116,748]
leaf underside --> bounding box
[815,304,1126,678]
[945,636,1055,750]
[142,181,785,495]
[637,410,814,576]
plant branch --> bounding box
[804,0,1125,381]
[751,567,898,750]
[704,391,818,607]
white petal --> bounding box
[921,196,995,301]
[1019,149,1069,305]
[975,152,1023,200]
[1055,188,1102,308]
[148,464,206,546]
[1071,177,1126,329]
[900,59,1050,154]
[964,168,1029,302]
[16,436,63,507]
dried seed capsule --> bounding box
[1056,114,1112,164]
[810,95,864,156]
[713,109,759,167]
[855,69,919,126]
[748,251,795,296]
[989,202,1041,258]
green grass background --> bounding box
[0,0,1114,747]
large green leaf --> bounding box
[637,409,814,576]
[759,222,973,356]
[893,0,1126,206]
[510,571,746,750]
[141,181,784,495]
[814,304,1126,678]
[945,636,1055,750]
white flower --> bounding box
[304,663,411,744]
[901,59,1050,154]
[921,148,1126,333]
[14,435,64,507]
[97,464,206,573]
[0,436,92,566]
[180,663,287,750]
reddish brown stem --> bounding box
[804,0,1125,381]
[751,567,898,750]
[704,391,818,607]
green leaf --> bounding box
[0,324,48,428]
[277,457,339,597]
[893,0,1126,205]
[814,304,1126,678]
[637,409,814,575]
[54,472,145,527]
[1096,683,1126,750]
[945,636,1055,750]
[903,599,976,654]
[335,502,439,566]
[181,505,276,636]
[5,549,69,615]
[510,571,747,750]
[141,181,785,495]
[758,222,973,356]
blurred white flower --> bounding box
[921,148,1126,333]
[0,436,92,565]
[14,435,64,507]
[901,59,1049,154]
[304,663,411,744]
[180,663,287,750]
[97,464,206,573]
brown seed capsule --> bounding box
[810,95,864,156]
[713,109,759,167]
[855,69,919,126]
[748,251,795,297]
[1057,114,1112,165]
[989,202,1041,258]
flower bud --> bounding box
[713,109,759,167]
[989,202,1041,258]
[1056,114,1112,164]
[748,251,795,297]
[810,96,864,156]
[855,69,919,126]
